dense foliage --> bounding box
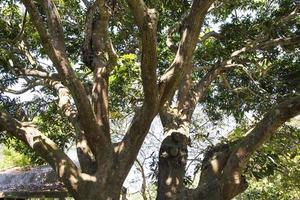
[0,0,299,199]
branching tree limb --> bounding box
[116,0,160,175]
[0,80,43,95]
[21,0,110,158]
[0,111,81,197]
[48,80,97,174]
[118,0,216,179]
[184,35,300,120]
[158,0,216,107]
[221,95,300,199]
[19,68,59,80]
[126,0,159,107]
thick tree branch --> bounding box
[126,0,159,107]
[166,24,180,53]
[16,68,59,80]
[126,0,147,27]
[86,0,115,143]
[83,1,117,71]
[222,96,300,200]
[75,124,97,174]
[190,144,232,200]
[116,0,215,180]
[49,81,96,174]
[40,0,66,53]
[114,0,160,176]
[0,111,81,197]
[158,0,215,108]
[49,81,77,120]
[177,62,193,112]
[92,67,110,139]
[21,0,110,156]
[198,144,231,187]
[115,108,157,173]
[91,1,110,132]
[188,96,300,200]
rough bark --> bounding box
[158,0,216,107]
[191,144,233,200]
[157,132,190,200]
[156,2,216,196]
[21,0,111,158]
[158,96,300,200]
[156,26,300,200]
[221,96,300,200]
[1,0,299,200]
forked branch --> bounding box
[117,0,215,179]
[21,0,110,156]
[158,0,216,107]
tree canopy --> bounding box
[0,0,299,199]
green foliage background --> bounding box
[0,0,299,199]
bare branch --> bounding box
[1,80,43,95]
[16,68,59,80]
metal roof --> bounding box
[0,166,69,198]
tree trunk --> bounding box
[156,134,248,200]
[76,182,123,200]
[157,132,190,200]
[70,159,126,200]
